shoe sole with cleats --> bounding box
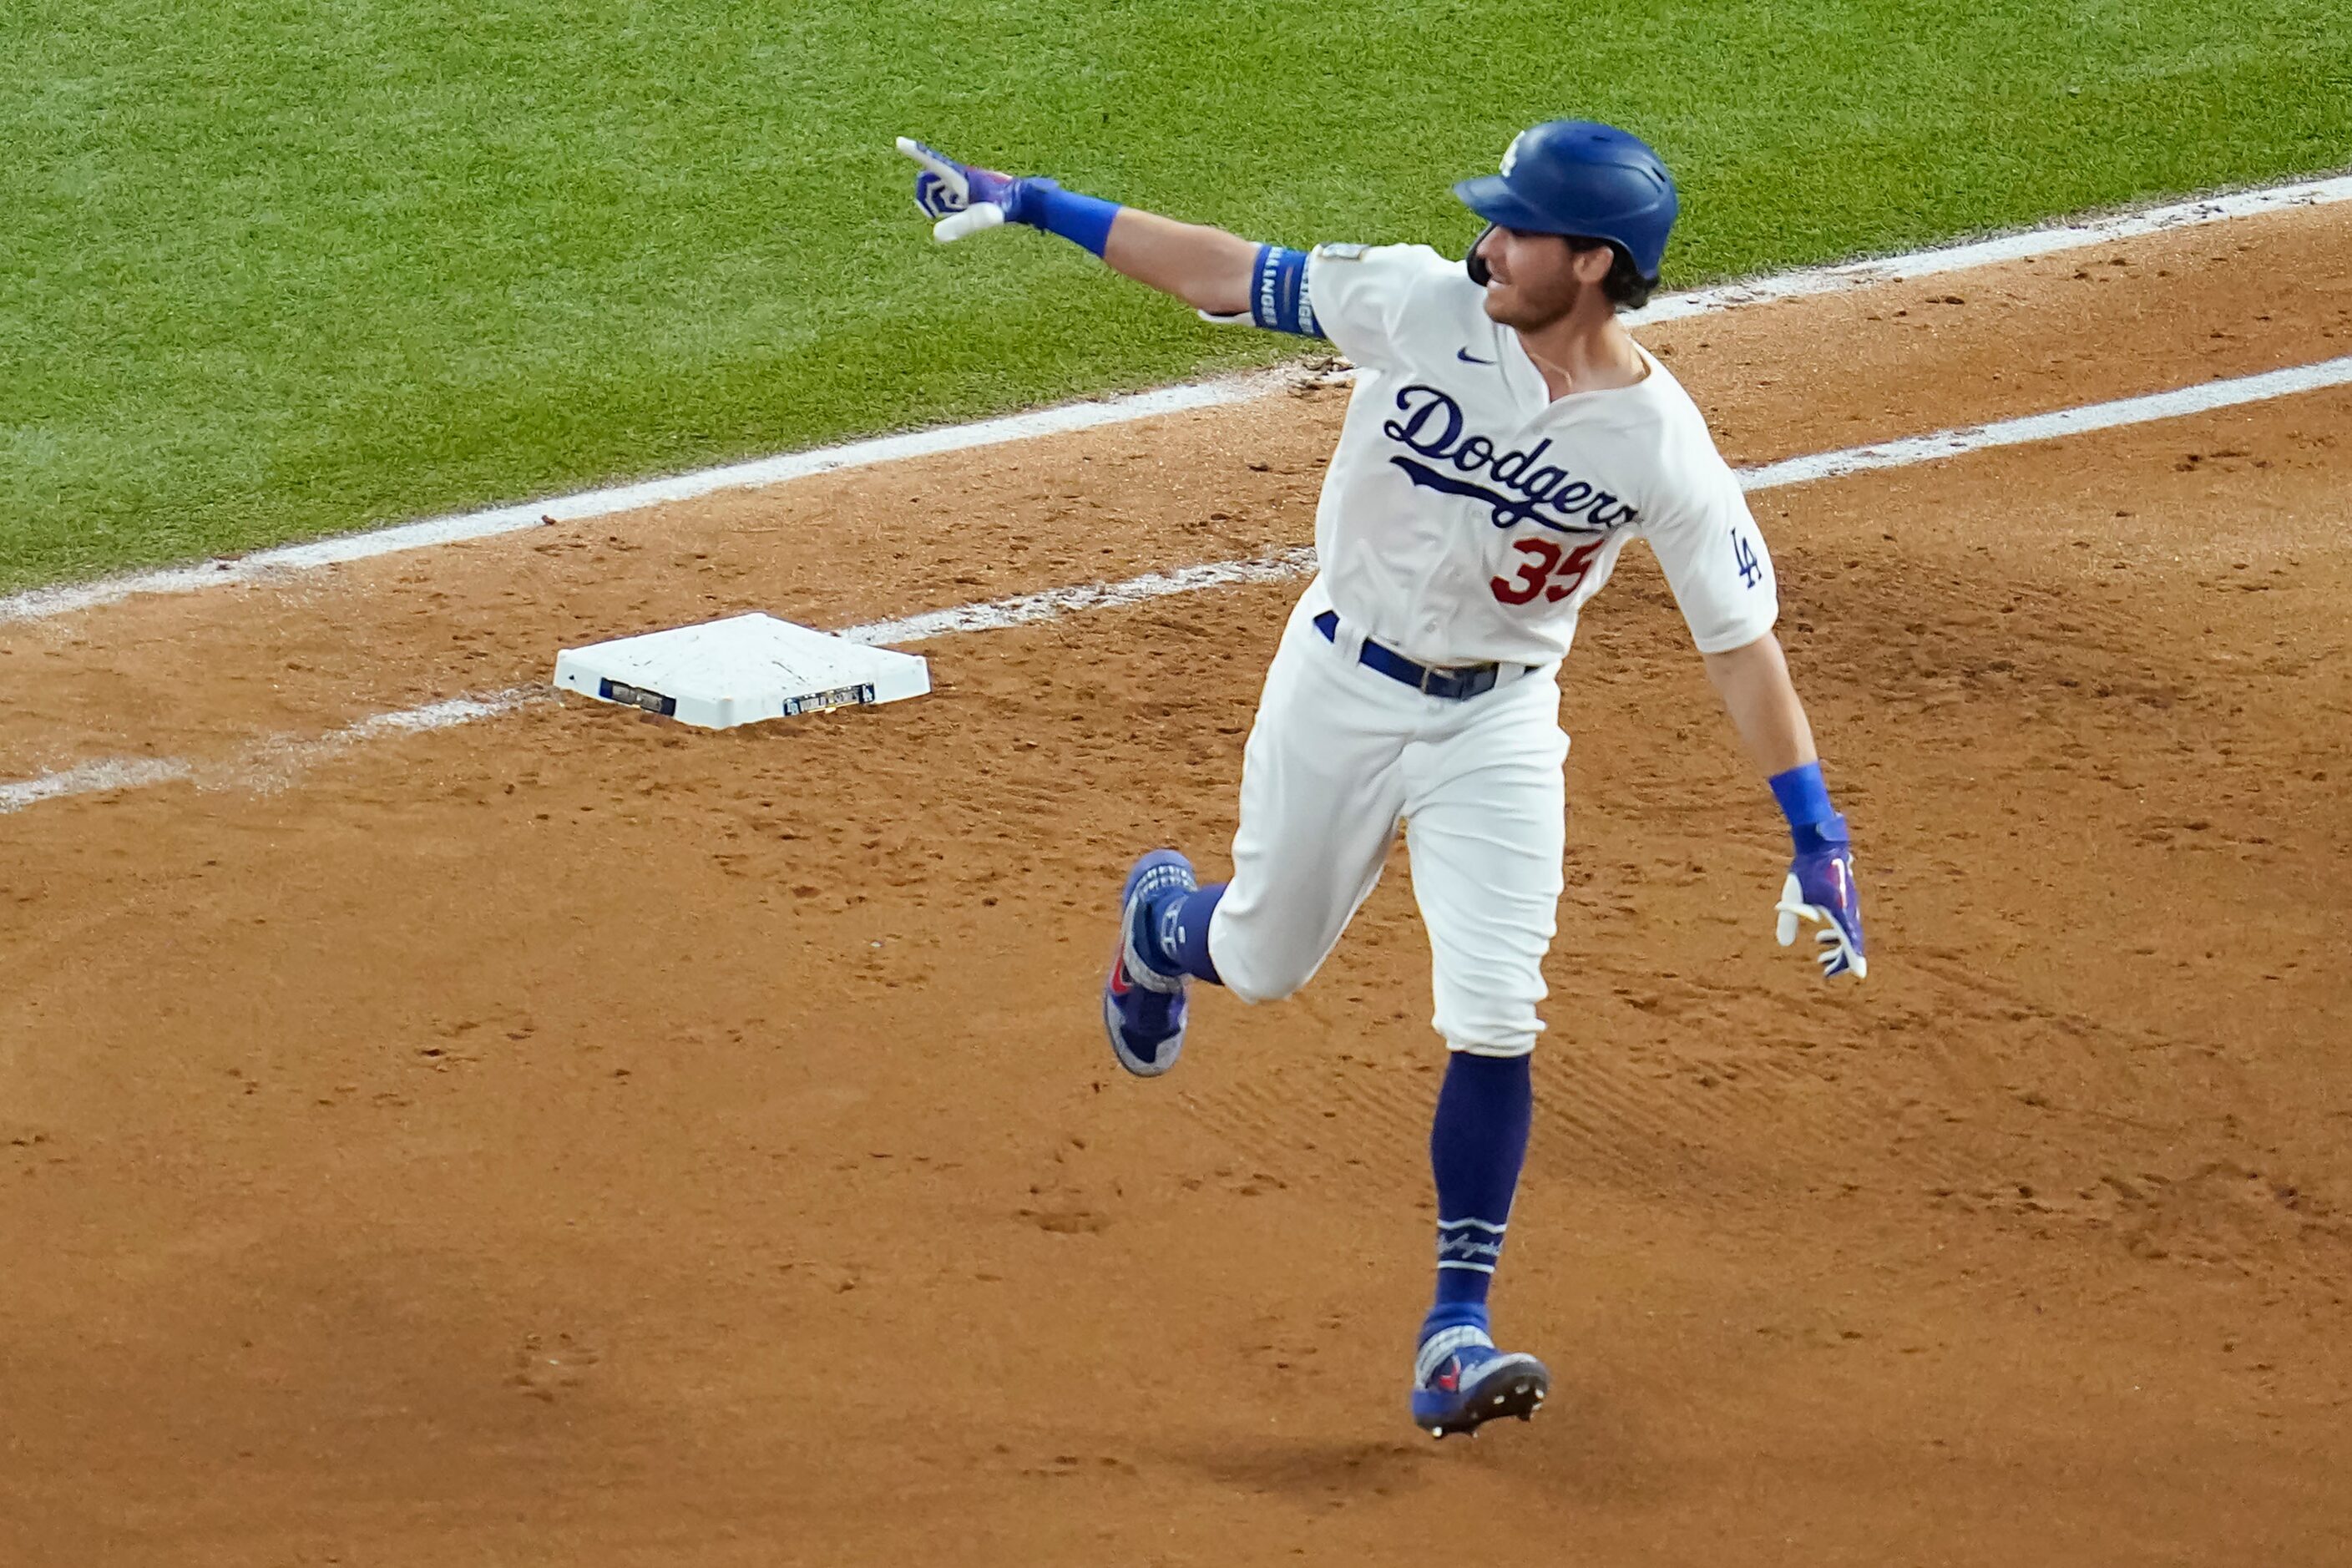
[1414,1353,1550,1439]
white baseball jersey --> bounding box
[1299,242,1778,667]
[1201,239,1783,1055]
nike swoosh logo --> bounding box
[1456,348,1495,364]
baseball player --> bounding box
[901,120,1867,1439]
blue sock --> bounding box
[1422,1051,1533,1341]
[1142,883,1225,985]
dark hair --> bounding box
[1602,245,1657,311]
[1565,237,1658,311]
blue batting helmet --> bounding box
[1454,120,1679,281]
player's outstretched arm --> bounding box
[897,139,1280,323]
[1100,209,1257,316]
[1702,631,1868,981]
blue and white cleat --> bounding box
[1102,850,1196,1078]
[1412,1323,1550,1439]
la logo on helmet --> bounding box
[1500,131,1525,175]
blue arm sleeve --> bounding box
[1248,245,1323,337]
[1015,180,1123,256]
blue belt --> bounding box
[1313,610,1506,701]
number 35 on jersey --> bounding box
[1490,536,1607,607]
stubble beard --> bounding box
[1481,275,1586,333]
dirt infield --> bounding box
[4,203,2350,1566]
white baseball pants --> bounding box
[1206,592,1569,1057]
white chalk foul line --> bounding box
[0,757,194,814]
[0,691,539,816]
[3,172,2346,630]
[0,372,1292,627]
[8,350,2348,818]
[1739,354,2352,490]
[837,548,1320,648]
[1631,173,2352,326]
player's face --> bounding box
[1476,228,1614,330]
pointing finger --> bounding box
[895,136,969,201]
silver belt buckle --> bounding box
[1422,660,1489,695]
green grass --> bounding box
[3,0,2347,590]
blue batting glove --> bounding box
[897,137,1050,242]
[1776,816,1867,979]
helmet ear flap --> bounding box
[1465,225,1496,286]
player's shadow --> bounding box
[1171,1434,1436,1499]
[1163,1393,1652,1506]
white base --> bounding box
[554,613,930,729]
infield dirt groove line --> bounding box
[3,173,2346,630]
[4,350,2348,817]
